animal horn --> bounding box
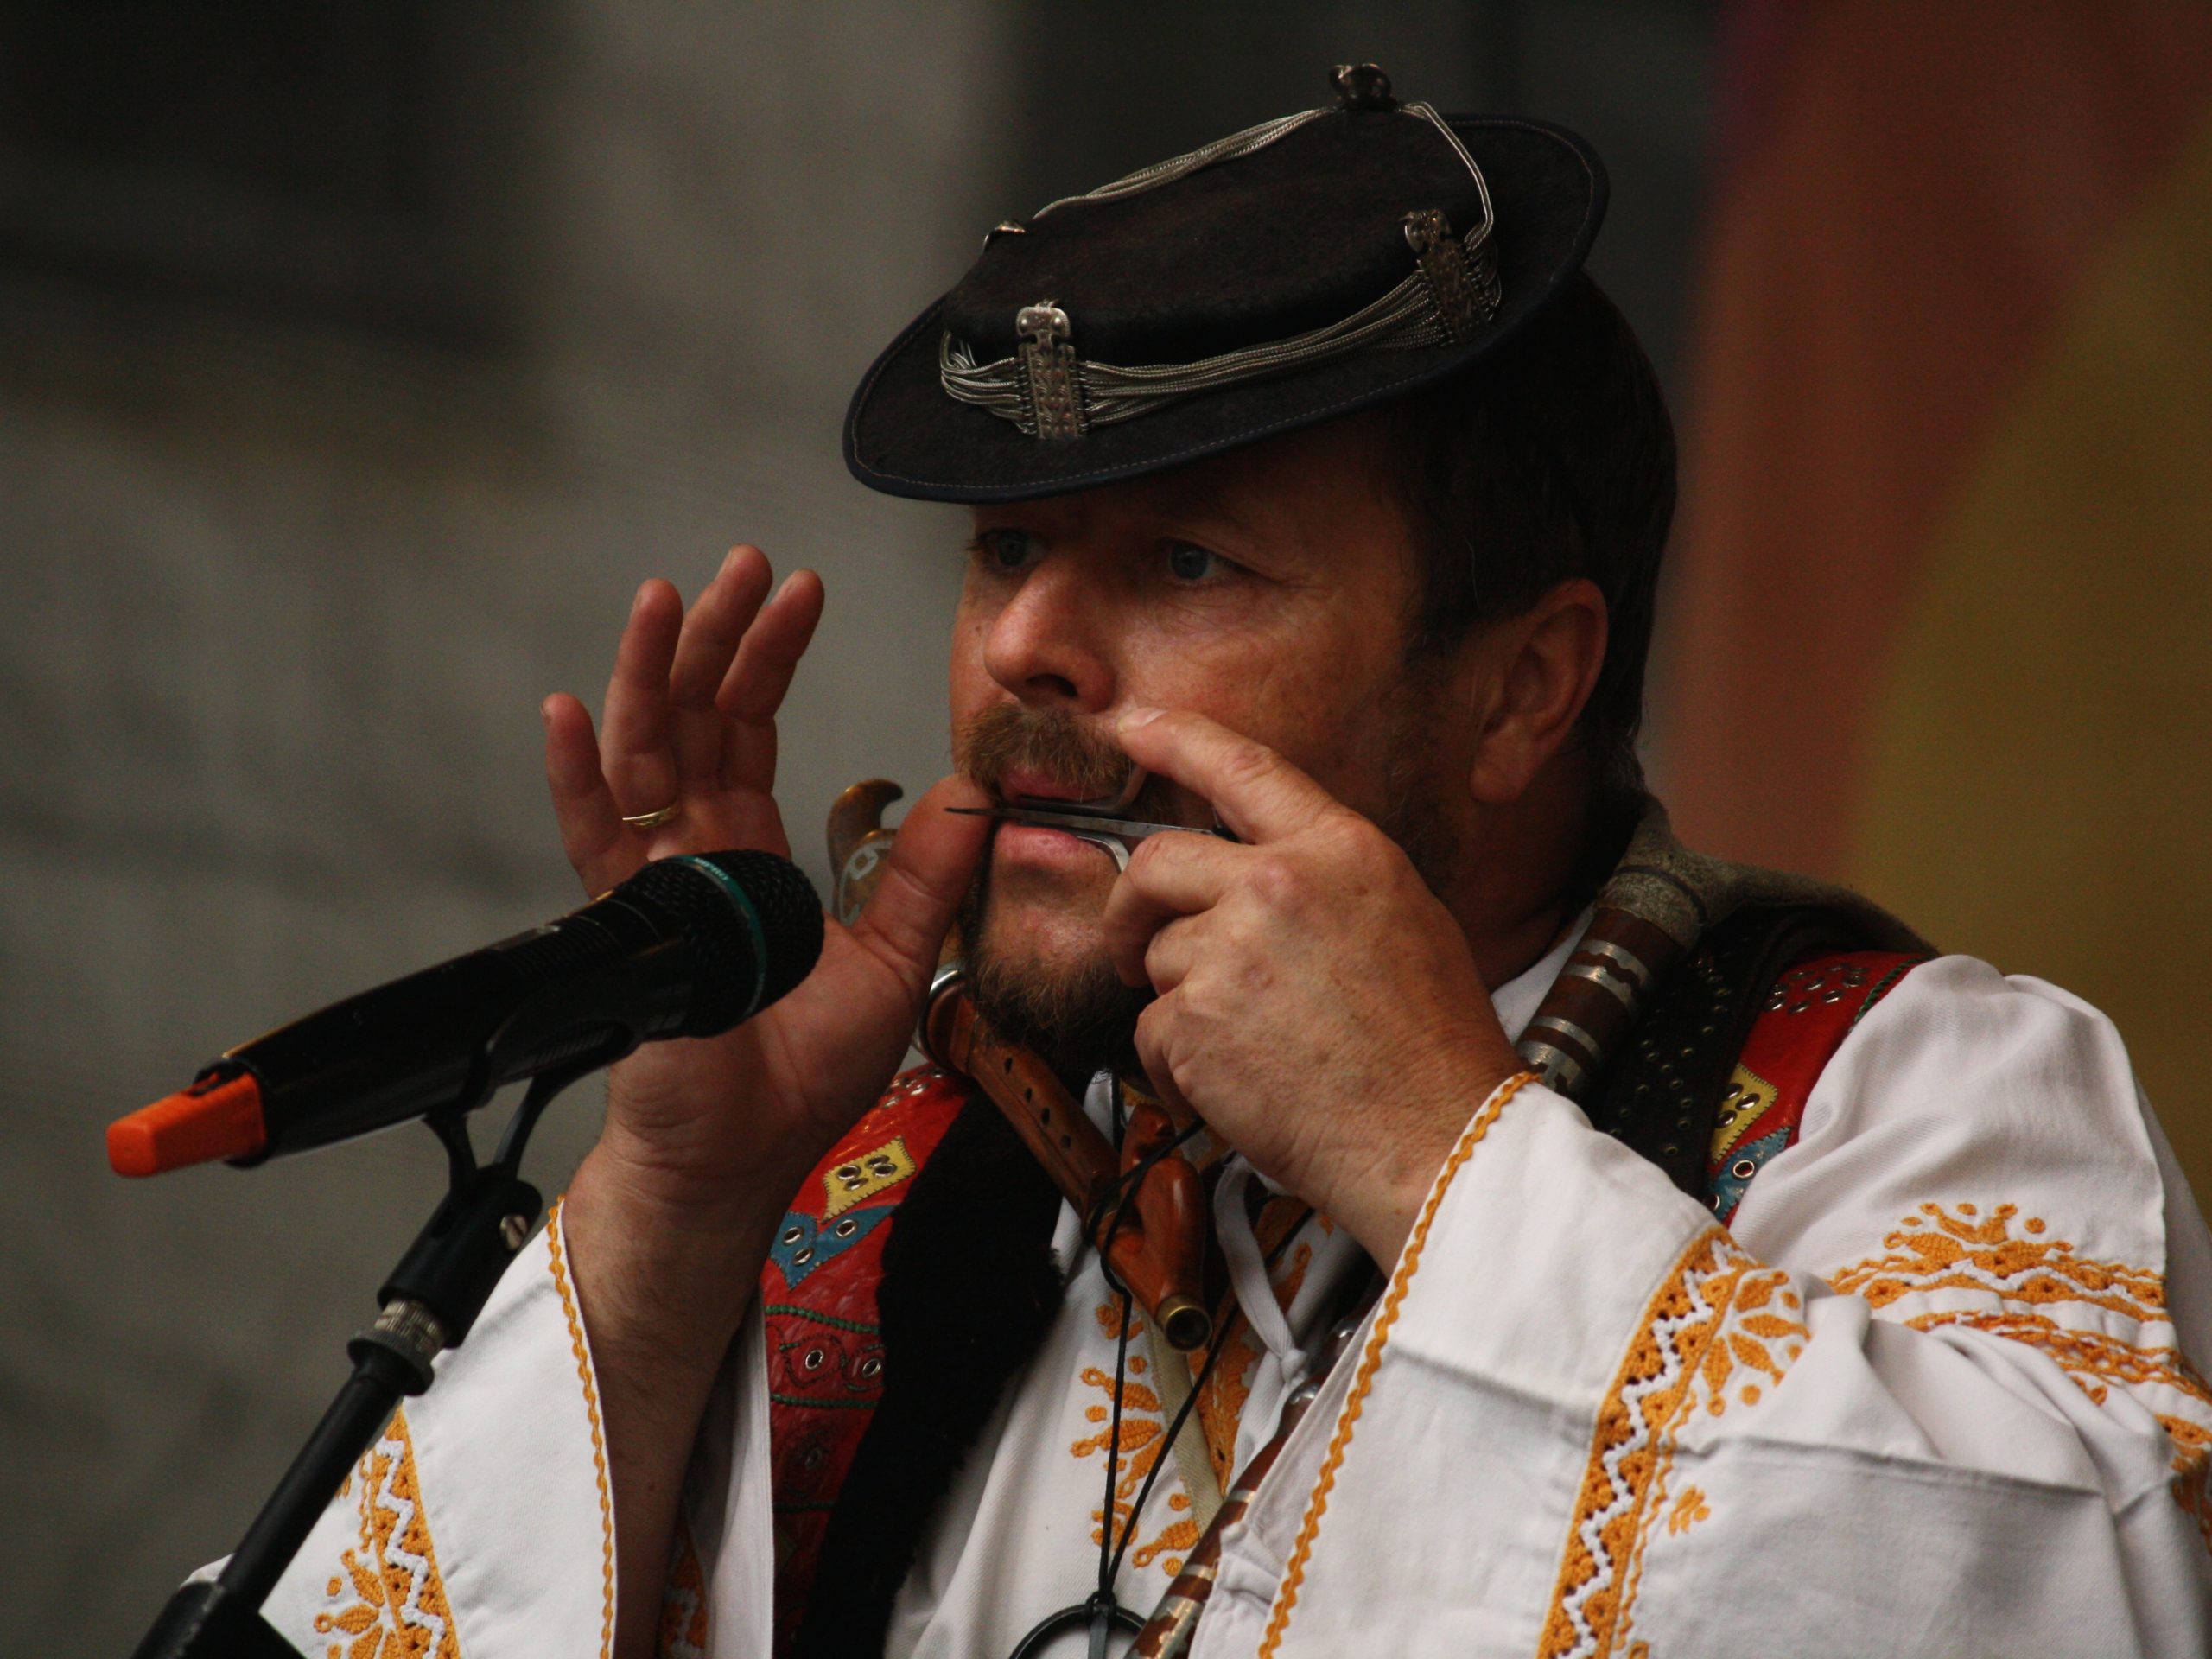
[826,779,904,925]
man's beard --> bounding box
[950,685,1459,1090]
[952,703,1155,1087]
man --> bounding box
[254,73,2211,1657]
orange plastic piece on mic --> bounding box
[106,1072,265,1177]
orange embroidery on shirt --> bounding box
[1537,1229,1807,1659]
[1828,1203,2167,1321]
[1193,1319,1264,1491]
[1128,1493,1201,1574]
[546,1205,618,1659]
[1250,1193,1308,1259]
[1829,1201,2212,1546]
[1700,1268,1809,1418]
[313,1410,458,1659]
[1900,1310,2211,1406]
[1256,1072,1537,1659]
[658,1517,709,1659]
[1192,1201,1318,1487]
[1071,1302,1188,1577]
[1665,1487,1710,1535]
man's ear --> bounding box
[1464,578,1609,806]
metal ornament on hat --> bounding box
[1016,302,1086,442]
[941,64,1503,441]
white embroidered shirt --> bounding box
[251,941,2212,1657]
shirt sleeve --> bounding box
[1210,954,2212,1659]
[253,1204,779,1659]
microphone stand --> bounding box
[129,1036,617,1659]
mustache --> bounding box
[952,704,1185,822]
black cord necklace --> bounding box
[1006,1113,1229,1659]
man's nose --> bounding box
[982,562,1116,711]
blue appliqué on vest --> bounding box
[1707,1124,1791,1218]
[770,1204,895,1288]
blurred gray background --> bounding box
[0,3,1714,1649]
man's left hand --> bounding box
[1103,707,1527,1264]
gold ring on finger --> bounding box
[621,800,683,831]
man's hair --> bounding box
[1378,273,1676,823]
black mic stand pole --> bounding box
[130,1039,615,1659]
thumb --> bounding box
[843,774,990,999]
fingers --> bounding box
[592,550,825,831]
[715,570,824,794]
[845,774,991,998]
[1102,831,1240,987]
[601,580,685,818]
[1132,995,1196,1117]
[1114,707,1342,844]
[552,547,830,907]
[543,693,638,893]
[720,569,823,720]
[668,548,773,708]
[1139,915,1198,995]
[666,548,774,784]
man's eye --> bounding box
[1165,542,1224,582]
[976,529,1039,573]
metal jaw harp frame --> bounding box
[948,769,1235,871]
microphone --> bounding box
[106,851,825,1178]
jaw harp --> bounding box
[948,770,1236,872]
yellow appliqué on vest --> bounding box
[1830,1201,2212,1547]
[1536,1229,1808,1659]
[314,1408,458,1659]
[1071,1300,1198,1577]
[821,1135,918,1218]
[1707,1065,1777,1164]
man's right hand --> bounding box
[537,544,984,1657]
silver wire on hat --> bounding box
[938,77,1500,442]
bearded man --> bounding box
[242,72,2211,1659]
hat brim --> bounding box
[842,117,1605,505]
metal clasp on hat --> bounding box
[1016,302,1088,441]
[1403,207,1501,341]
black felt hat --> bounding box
[843,67,1607,504]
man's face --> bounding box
[948,419,1460,1078]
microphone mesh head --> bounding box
[703,850,825,1011]
[626,851,823,1035]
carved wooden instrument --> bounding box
[922,969,1211,1350]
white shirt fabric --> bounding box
[879,1078,1363,1658]
[255,940,2212,1658]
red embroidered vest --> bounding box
[757,1066,972,1656]
[1704,950,1923,1224]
